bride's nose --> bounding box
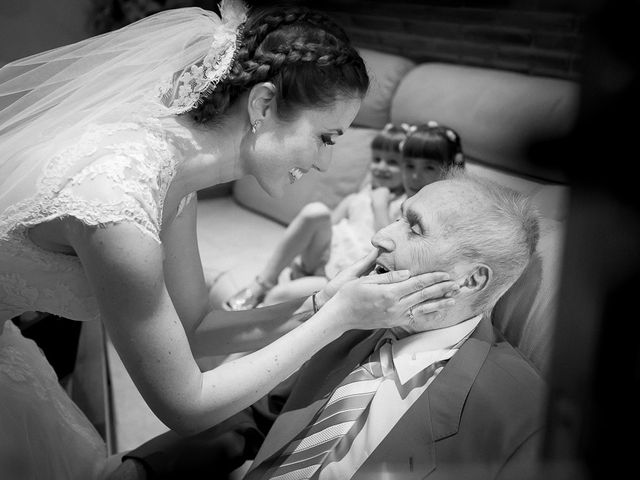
[313,146,333,173]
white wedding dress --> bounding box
[0,3,249,477]
[0,118,194,479]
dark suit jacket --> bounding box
[126,316,546,480]
[248,315,547,480]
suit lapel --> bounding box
[285,329,386,410]
[252,319,494,478]
[251,329,385,469]
[427,314,493,441]
[354,390,437,479]
[354,316,494,479]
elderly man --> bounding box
[243,170,545,480]
[116,171,546,480]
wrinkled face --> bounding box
[401,157,445,197]
[371,181,457,277]
[371,181,473,332]
[370,149,403,191]
[244,98,361,197]
[371,180,482,285]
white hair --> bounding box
[440,170,540,315]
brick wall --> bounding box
[89,0,585,81]
[250,0,584,81]
[0,0,92,66]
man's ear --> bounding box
[247,82,277,124]
[459,264,491,293]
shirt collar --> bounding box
[379,315,482,385]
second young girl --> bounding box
[224,123,408,310]
[401,121,465,197]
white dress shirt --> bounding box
[318,315,482,480]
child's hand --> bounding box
[370,186,391,208]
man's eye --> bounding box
[321,134,335,146]
[410,223,422,235]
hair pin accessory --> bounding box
[158,0,248,114]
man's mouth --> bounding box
[373,263,390,275]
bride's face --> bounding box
[243,98,361,198]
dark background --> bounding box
[93,0,584,81]
[20,1,640,477]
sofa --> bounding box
[200,47,576,373]
[107,47,579,450]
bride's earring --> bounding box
[251,120,262,134]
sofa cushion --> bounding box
[233,127,380,225]
[465,161,570,221]
[390,63,580,182]
[492,217,565,377]
[353,48,415,129]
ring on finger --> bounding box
[408,306,415,321]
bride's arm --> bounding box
[68,213,455,436]
[161,194,309,355]
[68,219,353,435]
[161,194,214,336]
[191,300,312,356]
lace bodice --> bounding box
[0,119,194,322]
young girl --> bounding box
[401,121,466,197]
[224,123,409,310]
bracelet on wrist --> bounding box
[312,291,320,313]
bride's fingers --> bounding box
[406,295,456,318]
[346,249,379,277]
[360,268,412,284]
[399,280,459,308]
[365,271,450,293]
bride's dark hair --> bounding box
[190,6,369,123]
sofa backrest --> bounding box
[493,216,565,377]
[233,48,575,377]
[352,48,416,129]
[390,62,580,183]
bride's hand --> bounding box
[322,267,458,332]
[315,249,379,307]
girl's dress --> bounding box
[324,185,405,279]
[0,119,194,479]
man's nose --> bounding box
[371,224,395,252]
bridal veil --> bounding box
[0,0,247,214]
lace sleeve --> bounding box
[44,123,178,243]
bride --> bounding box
[0,1,458,478]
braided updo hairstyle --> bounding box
[190,6,370,124]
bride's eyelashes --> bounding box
[320,134,335,146]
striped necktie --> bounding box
[250,340,393,480]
